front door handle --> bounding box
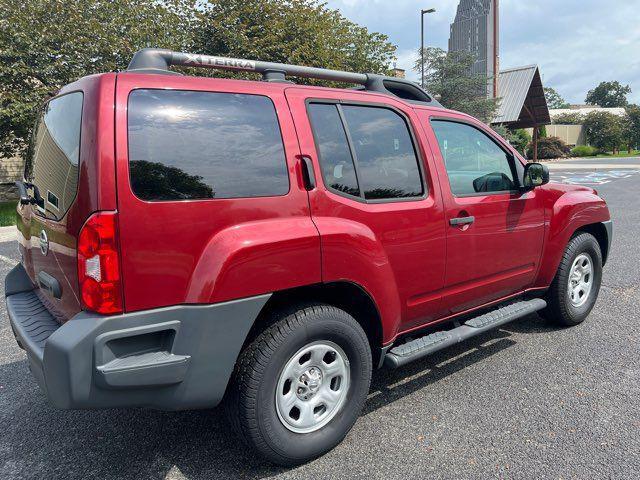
[449,216,475,226]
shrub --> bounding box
[526,136,571,160]
[570,145,599,157]
[552,112,584,125]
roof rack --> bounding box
[126,48,442,107]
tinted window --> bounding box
[128,90,288,201]
[307,104,360,197]
[25,92,83,220]
[341,106,423,200]
[431,120,517,196]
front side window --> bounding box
[431,120,517,196]
[128,89,289,201]
[25,92,83,220]
[308,102,424,201]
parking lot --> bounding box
[1,158,639,480]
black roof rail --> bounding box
[126,48,442,107]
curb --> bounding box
[0,225,16,243]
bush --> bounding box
[552,113,584,125]
[526,136,571,160]
[570,145,599,157]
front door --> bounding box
[423,115,545,314]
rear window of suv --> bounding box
[24,91,84,220]
[127,89,289,201]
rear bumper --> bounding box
[5,263,269,410]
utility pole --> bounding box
[493,0,499,98]
[421,8,436,89]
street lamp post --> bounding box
[421,8,436,89]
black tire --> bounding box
[223,303,372,466]
[542,232,603,326]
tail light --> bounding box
[77,211,122,314]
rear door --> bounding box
[285,88,447,336]
[422,114,545,314]
[17,91,85,320]
[115,74,320,312]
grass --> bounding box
[0,201,17,227]
[594,150,640,158]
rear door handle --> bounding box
[299,155,316,191]
[449,216,475,226]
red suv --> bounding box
[6,49,612,466]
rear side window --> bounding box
[307,104,360,197]
[308,103,423,201]
[24,92,83,220]
[127,90,289,201]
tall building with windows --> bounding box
[448,0,498,97]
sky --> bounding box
[324,0,640,105]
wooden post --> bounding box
[532,125,539,162]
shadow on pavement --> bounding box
[0,314,550,480]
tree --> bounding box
[585,81,632,107]
[583,111,626,153]
[544,87,570,109]
[624,105,640,151]
[0,0,397,160]
[414,47,498,123]
[195,0,396,83]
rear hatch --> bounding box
[17,91,85,321]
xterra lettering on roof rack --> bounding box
[126,48,443,107]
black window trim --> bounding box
[305,98,428,205]
[26,89,84,221]
[126,87,291,203]
[429,116,525,198]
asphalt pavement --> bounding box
[1,158,639,479]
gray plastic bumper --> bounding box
[5,263,269,410]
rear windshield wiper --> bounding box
[16,180,43,206]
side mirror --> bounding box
[523,162,550,189]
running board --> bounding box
[384,299,547,369]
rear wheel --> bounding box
[542,232,603,326]
[224,303,372,466]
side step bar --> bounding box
[384,299,547,368]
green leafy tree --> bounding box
[0,0,397,160]
[583,111,626,153]
[544,87,570,109]
[196,0,396,82]
[585,81,632,107]
[624,105,640,151]
[415,47,498,123]
[0,0,199,159]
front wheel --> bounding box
[542,232,603,326]
[224,303,372,466]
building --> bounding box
[448,0,499,97]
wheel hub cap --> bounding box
[276,341,350,434]
[568,253,593,308]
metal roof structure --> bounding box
[492,65,550,129]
